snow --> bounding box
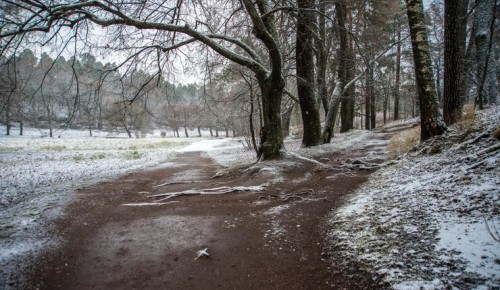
[0,131,196,287]
[2,107,499,288]
[325,107,500,289]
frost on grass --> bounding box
[0,132,192,288]
[325,107,500,289]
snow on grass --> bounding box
[0,131,196,288]
[325,107,500,289]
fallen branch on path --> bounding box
[152,180,202,188]
[121,201,180,206]
[259,189,315,202]
[341,159,385,170]
[149,185,266,201]
[285,151,331,169]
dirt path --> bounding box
[27,128,406,289]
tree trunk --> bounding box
[197,126,202,137]
[316,0,330,116]
[365,66,374,130]
[184,126,189,138]
[394,18,402,121]
[322,82,342,143]
[209,127,213,137]
[281,103,294,138]
[474,0,498,108]
[256,74,285,159]
[406,0,447,140]
[19,120,23,136]
[6,96,11,136]
[383,94,388,124]
[241,0,286,159]
[249,86,258,155]
[370,89,376,129]
[443,0,468,125]
[296,0,322,147]
[337,1,354,133]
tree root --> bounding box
[149,185,266,202]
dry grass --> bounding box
[387,127,420,158]
[456,103,476,130]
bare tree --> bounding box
[0,0,290,159]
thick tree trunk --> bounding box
[474,0,498,108]
[296,0,322,147]
[406,0,447,140]
[184,126,189,138]
[443,0,468,125]
[242,0,286,159]
[337,1,355,133]
[256,74,285,159]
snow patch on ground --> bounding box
[0,133,194,287]
[325,107,500,289]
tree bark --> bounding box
[338,1,355,133]
[315,0,330,116]
[365,66,374,130]
[281,103,294,138]
[296,0,322,147]
[406,0,447,140]
[394,19,402,121]
[443,0,468,125]
[474,0,498,108]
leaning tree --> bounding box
[0,0,289,159]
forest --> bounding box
[1,1,499,289]
[1,0,498,158]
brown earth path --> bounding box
[27,126,411,289]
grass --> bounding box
[387,127,420,158]
[124,150,142,159]
[40,145,67,151]
[0,146,24,152]
[456,104,476,131]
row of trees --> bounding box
[0,50,241,138]
[0,0,498,159]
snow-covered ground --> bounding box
[2,108,498,289]
[0,128,223,286]
[326,107,500,289]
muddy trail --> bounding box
[26,126,410,289]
